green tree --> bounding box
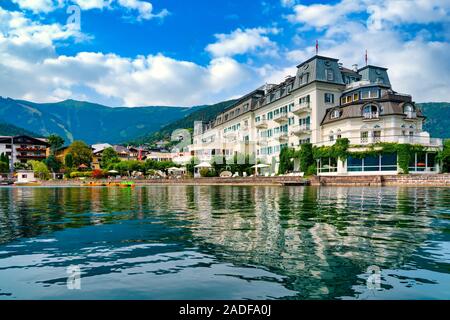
[47,134,65,155]
[0,161,8,173]
[100,147,119,168]
[28,160,50,180]
[65,153,74,168]
[68,141,92,167]
[44,155,61,172]
[438,139,450,173]
[278,147,294,174]
[14,162,31,170]
[299,143,314,172]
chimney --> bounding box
[352,64,358,72]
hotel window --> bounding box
[243,104,249,111]
[362,88,380,99]
[255,116,261,123]
[329,131,334,142]
[288,117,295,125]
[337,129,342,139]
[363,104,379,119]
[301,73,309,85]
[268,112,273,120]
[353,93,359,101]
[331,109,340,119]
[346,95,352,103]
[341,97,346,104]
[324,93,334,104]
[373,125,381,142]
[325,68,334,81]
[361,131,369,143]
[376,77,384,84]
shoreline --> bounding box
[16,173,446,187]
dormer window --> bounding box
[331,109,341,119]
[325,68,334,81]
[363,104,379,119]
[403,104,416,118]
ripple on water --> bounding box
[0,185,449,299]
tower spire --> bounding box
[365,49,368,66]
[315,40,319,55]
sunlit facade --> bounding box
[191,55,443,175]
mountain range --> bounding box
[0,97,448,145]
[0,97,202,144]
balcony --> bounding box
[404,111,417,121]
[362,112,379,121]
[257,139,268,146]
[273,111,288,123]
[17,154,46,159]
[291,124,311,136]
[16,147,47,152]
[292,102,311,116]
[255,119,268,129]
[398,136,443,147]
[276,132,289,142]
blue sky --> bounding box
[0,0,449,106]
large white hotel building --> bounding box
[191,55,443,175]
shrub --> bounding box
[92,169,106,179]
[28,160,50,180]
[199,168,215,177]
[70,171,92,178]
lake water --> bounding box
[0,185,449,300]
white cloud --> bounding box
[117,0,169,20]
[287,0,365,29]
[11,0,64,13]
[11,0,169,21]
[285,0,450,102]
[0,7,259,106]
[206,27,280,58]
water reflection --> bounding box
[0,186,449,299]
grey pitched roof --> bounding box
[322,99,424,125]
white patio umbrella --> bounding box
[194,162,212,168]
[108,170,119,174]
[194,162,212,177]
[251,164,270,176]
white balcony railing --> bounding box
[255,119,268,129]
[404,111,417,120]
[292,102,311,115]
[273,111,288,123]
[291,124,311,136]
[363,112,379,120]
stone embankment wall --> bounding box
[40,174,450,187]
[310,174,450,187]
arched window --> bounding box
[360,125,369,143]
[329,130,334,142]
[409,124,415,138]
[401,124,407,136]
[404,104,414,113]
[404,104,415,118]
[362,104,379,119]
[373,125,381,142]
[337,129,342,139]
